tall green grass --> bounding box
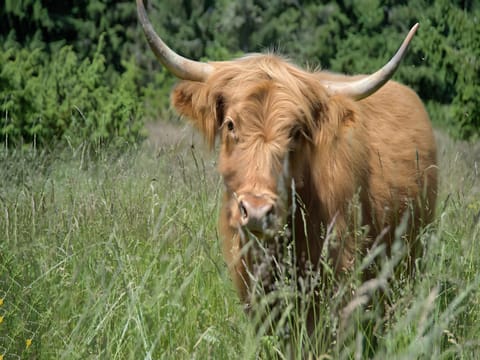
[0,129,479,359]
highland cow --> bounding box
[137,0,437,329]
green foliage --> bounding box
[0,41,145,148]
[0,2,478,357]
[1,0,140,71]
[417,0,480,139]
[0,0,478,145]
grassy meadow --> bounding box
[0,124,479,359]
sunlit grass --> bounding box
[0,129,478,358]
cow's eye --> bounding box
[226,119,235,132]
[290,125,312,143]
[290,126,302,140]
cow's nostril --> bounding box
[239,201,248,220]
[238,196,276,231]
[266,206,274,218]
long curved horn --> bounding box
[323,23,419,101]
[136,0,213,81]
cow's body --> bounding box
[172,55,437,304]
[137,0,437,329]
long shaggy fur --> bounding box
[171,54,437,308]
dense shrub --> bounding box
[1,0,140,72]
[419,0,480,139]
[0,41,145,148]
[0,0,478,143]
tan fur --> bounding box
[171,54,437,309]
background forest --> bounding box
[0,1,479,359]
[1,0,479,147]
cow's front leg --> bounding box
[326,213,359,275]
[218,197,251,307]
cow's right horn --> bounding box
[137,0,213,82]
[323,23,419,101]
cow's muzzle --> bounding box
[237,193,277,234]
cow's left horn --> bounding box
[323,23,419,101]
[137,0,213,82]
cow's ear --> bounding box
[171,81,219,147]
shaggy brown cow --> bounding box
[137,0,437,323]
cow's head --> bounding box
[137,0,418,239]
[171,55,332,238]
